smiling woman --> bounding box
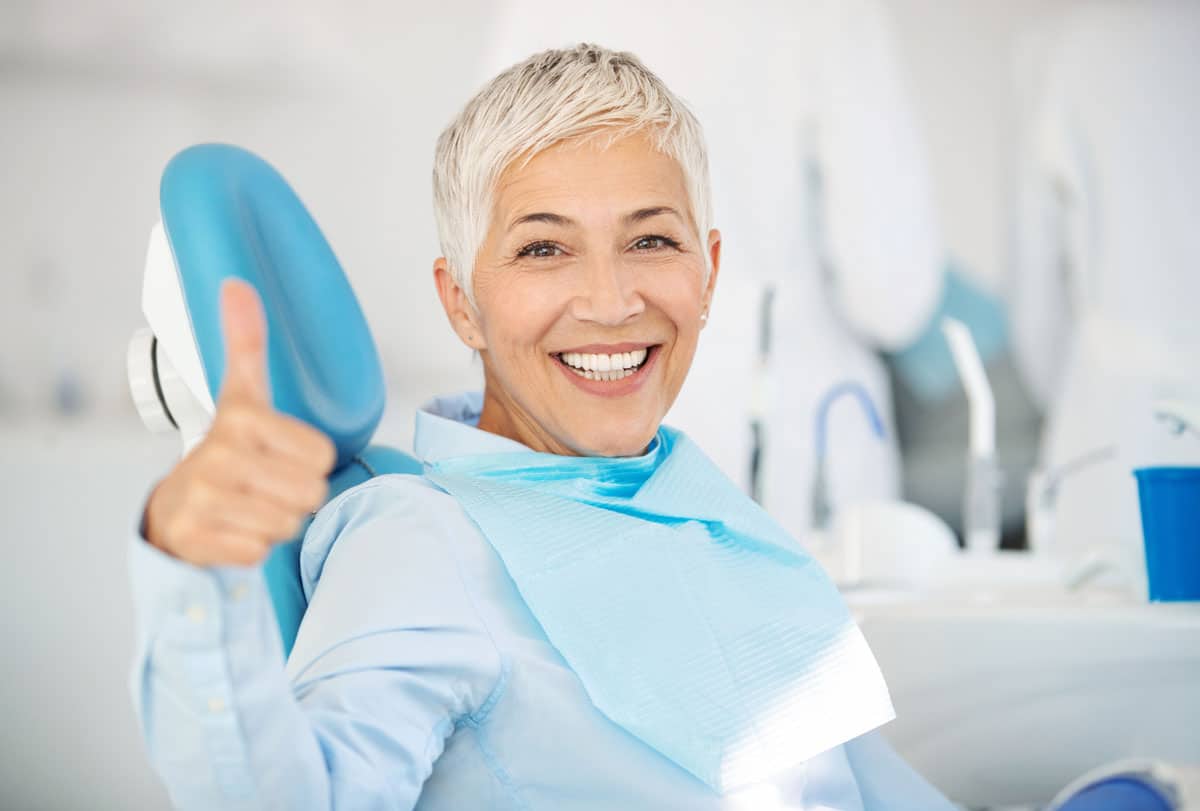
[128,43,955,810]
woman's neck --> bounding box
[476,384,580,457]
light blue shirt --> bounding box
[128,392,955,809]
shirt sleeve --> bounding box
[843,730,960,810]
[127,476,505,810]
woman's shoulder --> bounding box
[309,472,459,532]
[288,473,508,711]
[298,473,474,600]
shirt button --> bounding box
[186,604,206,624]
[207,697,226,714]
[229,583,249,602]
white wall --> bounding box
[0,2,495,423]
[0,420,179,808]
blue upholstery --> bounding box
[159,143,423,655]
[161,144,384,468]
[1056,777,1172,811]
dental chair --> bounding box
[126,144,422,657]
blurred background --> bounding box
[3,1,1198,808]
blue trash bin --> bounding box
[1133,466,1200,602]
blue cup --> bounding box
[1133,466,1200,602]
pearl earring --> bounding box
[700,311,708,323]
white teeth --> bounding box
[560,347,650,374]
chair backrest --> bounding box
[263,445,422,655]
[158,143,422,655]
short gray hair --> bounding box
[432,43,712,302]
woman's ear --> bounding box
[433,258,487,350]
[701,229,722,327]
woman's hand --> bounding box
[142,278,337,566]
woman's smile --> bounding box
[552,343,661,398]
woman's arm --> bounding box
[128,477,505,810]
[843,730,959,810]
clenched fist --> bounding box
[143,278,337,566]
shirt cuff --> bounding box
[127,499,283,803]
[128,500,268,649]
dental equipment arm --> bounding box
[749,284,775,504]
[942,317,1002,552]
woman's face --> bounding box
[435,130,721,457]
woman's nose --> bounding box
[571,255,645,326]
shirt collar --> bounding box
[413,391,529,463]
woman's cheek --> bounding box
[487,288,553,358]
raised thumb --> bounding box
[218,278,271,405]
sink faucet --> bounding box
[1154,399,1200,439]
[811,381,886,530]
[1026,444,1118,558]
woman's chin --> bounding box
[570,424,659,458]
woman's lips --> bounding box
[556,341,654,355]
[552,344,660,398]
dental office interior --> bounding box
[2,0,1198,808]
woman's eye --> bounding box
[632,235,681,251]
[517,241,562,259]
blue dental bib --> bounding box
[426,426,894,794]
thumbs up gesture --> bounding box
[143,279,337,566]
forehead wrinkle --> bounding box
[494,137,695,237]
[625,206,686,226]
[496,169,577,234]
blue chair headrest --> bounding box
[158,143,424,657]
[160,143,384,470]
